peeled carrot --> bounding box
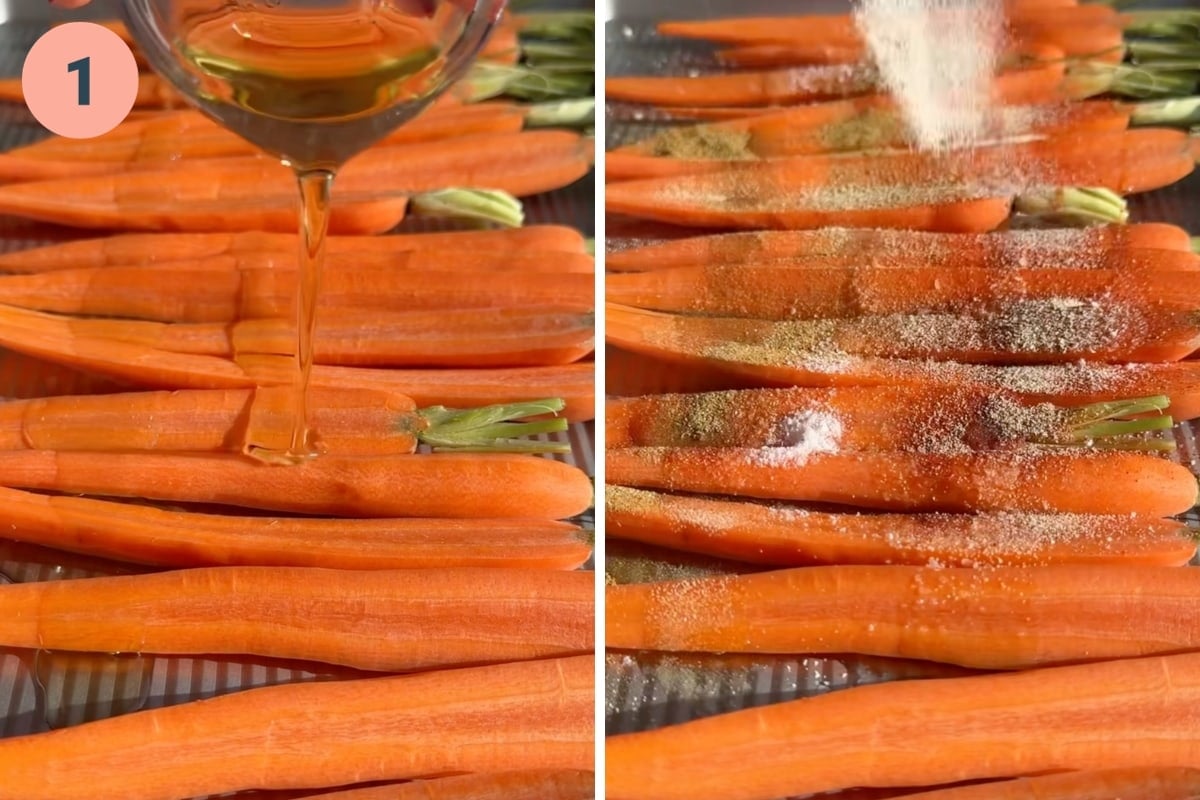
[605,652,1200,800]
[605,303,1200,365]
[605,386,1174,451]
[0,225,588,273]
[890,768,1200,800]
[606,64,879,108]
[0,484,591,570]
[605,266,1198,321]
[608,565,1200,669]
[605,224,1197,272]
[61,307,594,368]
[0,131,591,231]
[606,486,1197,568]
[607,447,1198,515]
[0,267,594,322]
[294,771,596,800]
[0,655,592,800]
[0,565,591,671]
[0,450,593,519]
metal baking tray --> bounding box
[0,10,597,787]
[603,6,1200,796]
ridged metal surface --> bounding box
[604,12,1200,799]
[0,13,596,773]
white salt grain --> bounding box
[752,409,843,466]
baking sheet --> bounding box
[602,7,1200,785]
[0,11,597,781]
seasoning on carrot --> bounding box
[605,652,1200,800]
[606,486,1197,568]
[0,655,593,800]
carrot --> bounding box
[0,131,591,231]
[889,768,1200,800]
[605,266,1198,321]
[0,224,588,273]
[606,303,1200,365]
[0,305,598,418]
[0,105,533,182]
[606,447,1198,515]
[608,564,1200,669]
[606,486,1197,568]
[60,307,594,368]
[294,771,596,800]
[605,64,880,108]
[0,267,594,322]
[605,386,1174,451]
[604,652,1200,800]
[605,224,1197,272]
[0,386,578,454]
[0,565,592,670]
[0,654,592,800]
[0,449,593,519]
[0,484,591,570]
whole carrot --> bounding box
[606,303,1200,365]
[0,565,592,671]
[605,652,1200,800]
[605,266,1199,320]
[884,768,1200,800]
[607,565,1200,669]
[0,655,592,800]
[294,771,596,800]
[0,225,588,272]
[607,447,1198,515]
[71,306,595,368]
[605,387,1174,451]
[606,486,1197,568]
[605,223,1196,272]
[0,388,575,455]
[0,485,591,570]
[0,450,593,519]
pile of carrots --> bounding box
[605,2,1200,799]
[0,10,598,800]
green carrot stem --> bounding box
[1124,10,1200,40]
[1129,95,1200,128]
[524,98,596,129]
[416,398,570,453]
[409,188,525,228]
[1013,187,1129,226]
[1127,40,1200,63]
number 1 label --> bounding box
[20,23,138,138]
[67,56,91,106]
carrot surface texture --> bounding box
[606,387,1174,452]
[0,655,593,800]
[0,388,574,456]
[885,768,1200,800]
[606,447,1197,516]
[606,485,1197,568]
[0,566,591,671]
[0,450,593,519]
[293,771,596,800]
[605,652,1200,800]
[606,564,1200,669]
[605,223,1196,272]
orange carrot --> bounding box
[64,307,594,368]
[0,450,593,519]
[605,386,1174,451]
[0,385,578,454]
[0,484,591,570]
[0,655,592,800]
[606,447,1197,515]
[889,768,1200,800]
[607,565,1200,669]
[0,131,591,231]
[605,224,1197,272]
[606,64,880,108]
[605,266,1198,321]
[0,565,592,671]
[605,652,1200,800]
[0,267,594,322]
[606,486,1197,568]
[294,771,596,800]
[605,303,1200,365]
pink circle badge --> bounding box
[21,22,140,139]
